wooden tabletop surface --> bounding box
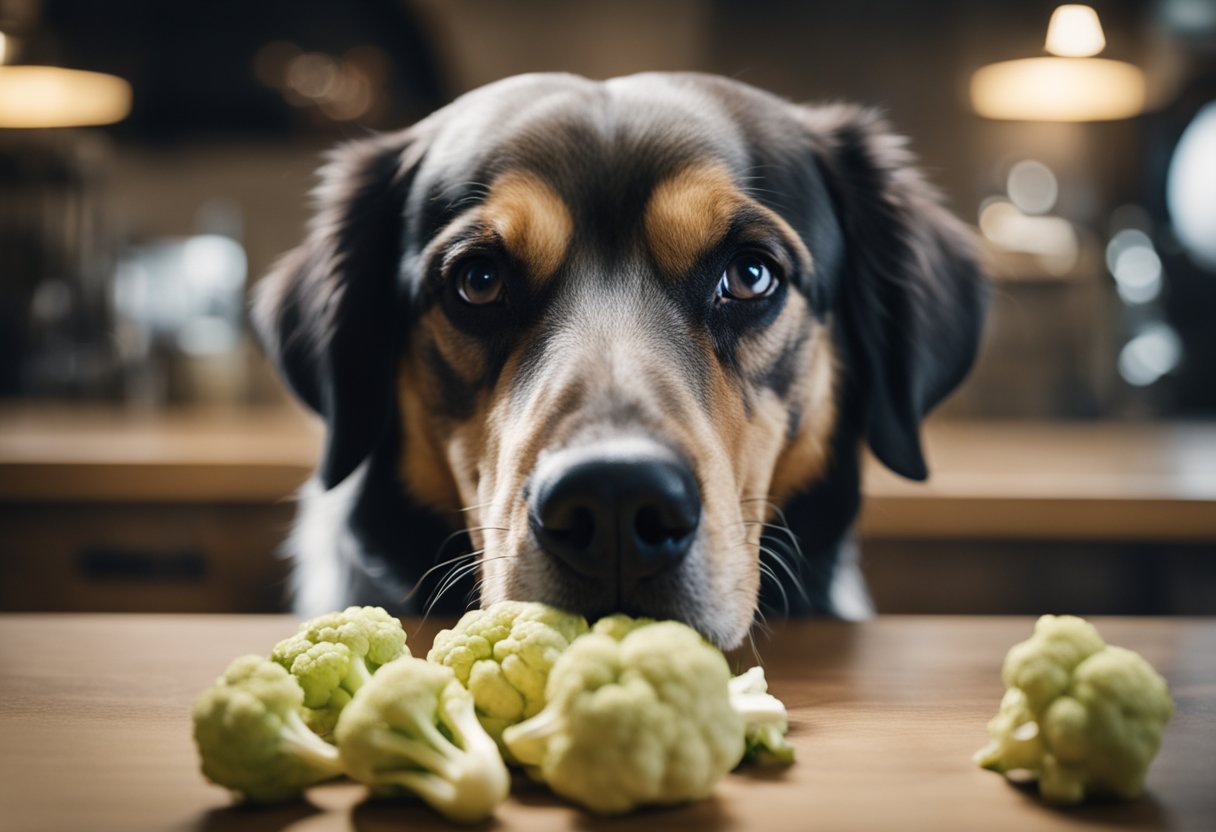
[2,405,1216,541]
[0,614,1211,832]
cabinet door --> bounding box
[0,503,293,612]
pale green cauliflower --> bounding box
[335,657,510,823]
[975,615,1174,804]
[271,605,408,738]
[501,619,745,815]
[426,601,588,756]
[192,655,343,803]
[589,613,654,640]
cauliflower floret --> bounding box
[272,606,408,738]
[729,666,795,765]
[975,615,1173,804]
[501,619,745,815]
[335,657,510,823]
[426,601,588,756]
[192,655,343,803]
[589,613,654,641]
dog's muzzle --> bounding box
[528,439,701,603]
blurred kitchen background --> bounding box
[1,0,1213,616]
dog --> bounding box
[254,72,986,649]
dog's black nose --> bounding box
[531,454,700,591]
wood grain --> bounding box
[0,615,1211,831]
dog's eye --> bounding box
[457,257,504,305]
[718,254,777,301]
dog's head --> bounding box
[255,72,985,647]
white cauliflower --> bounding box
[501,619,745,815]
[975,615,1174,804]
[426,601,588,758]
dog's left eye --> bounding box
[717,254,777,301]
[456,257,505,305]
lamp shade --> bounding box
[970,56,1145,121]
[0,66,131,128]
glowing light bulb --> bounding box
[1046,5,1107,57]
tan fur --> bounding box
[396,361,465,519]
[396,312,488,518]
[644,164,814,276]
[644,165,742,276]
[482,171,573,283]
[768,328,838,506]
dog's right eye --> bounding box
[456,257,505,305]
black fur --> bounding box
[253,132,423,489]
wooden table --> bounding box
[1,615,1211,831]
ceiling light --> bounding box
[971,5,1145,122]
[0,65,131,128]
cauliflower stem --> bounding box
[360,690,503,814]
[279,708,344,771]
[336,657,510,823]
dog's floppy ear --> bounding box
[253,131,424,489]
[802,106,987,481]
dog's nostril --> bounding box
[545,505,596,551]
[634,504,691,547]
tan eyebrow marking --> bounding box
[644,164,813,278]
[481,170,573,283]
[644,165,745,277]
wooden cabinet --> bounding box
[0,502,293,612]
[0,404,316,612]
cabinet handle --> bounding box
[76,547,207,582]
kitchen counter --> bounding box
[0,614,1211,831]
[2,404,1215,541]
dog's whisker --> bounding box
[428,559,487,610]
[739,498,806,561]
[465,565,506,610]
[756,560,791,615]
[731,517,809,609]
[425,547,495,601]
[432,526,511,559]
[759,543,811,604]
[433,528,478,558]
[423,554,508,627]
[740,517,802,549]
[423,555,506,621]
[404,550,482,602]
[460,525,511,535]
[748,607,772,666]
[745,629,763,668]
[425,554,486,607]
